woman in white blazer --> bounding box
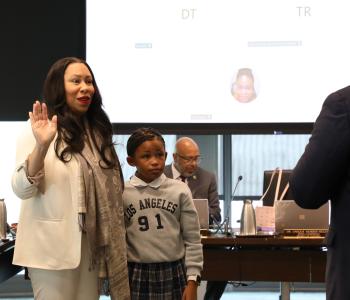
[11,57,130,300]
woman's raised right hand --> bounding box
[29,101,57,148]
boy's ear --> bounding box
[127,156,135,166]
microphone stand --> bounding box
[223,175,243,235]
[213,176,243,235]
[212,214,231,235]
[210,214,226,234]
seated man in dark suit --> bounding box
[163,137,221,224]
[164,137,225,300]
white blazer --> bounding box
[11,121,82,270]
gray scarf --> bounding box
[76,125,130,300]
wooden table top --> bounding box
[201,232,326,248]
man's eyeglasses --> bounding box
[176,154,201,164]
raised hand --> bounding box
[29,101,58,148]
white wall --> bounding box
[0,122,26,223]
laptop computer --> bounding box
[193,199,209,229]
[275,201,329,234]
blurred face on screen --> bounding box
[173,138,201,177]
[64,63,95,116]
[231,68,256,103]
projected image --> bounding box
[87,0,350,124]
[231,68,257,104]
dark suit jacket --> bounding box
[164,165,221,223]
[289,85,350,300]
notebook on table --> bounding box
[193,199,209,229]
[275,201,330,234]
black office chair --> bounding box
[262,169,294,206]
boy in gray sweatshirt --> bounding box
[123,127,203,300]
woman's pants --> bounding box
[28,235,98,300]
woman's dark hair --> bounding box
[127,127,165,157]
[43,57,117,168]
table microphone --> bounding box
[224,175,243,235]
[232,176,243,199]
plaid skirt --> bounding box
[128,258,186,300]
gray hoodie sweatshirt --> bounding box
[123,174,203,277]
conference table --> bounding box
[0,235,326,300]
[201,232,327,300]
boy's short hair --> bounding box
[127,127,165,156]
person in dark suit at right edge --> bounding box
[289,85,350,300]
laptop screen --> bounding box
[193,199,209,229]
